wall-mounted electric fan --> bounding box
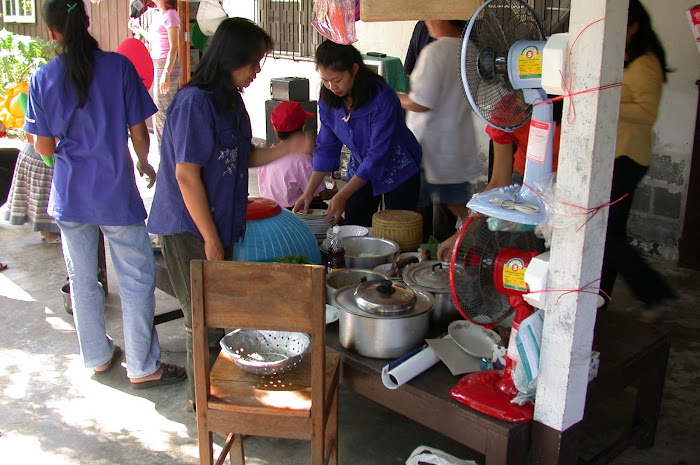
[461,0,567,225]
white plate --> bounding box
[447,320,501,359]
[325,304,340,325]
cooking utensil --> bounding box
[343,236,400,269]
[220,329,311,376]
[403,261,460,326]
[325,268,389,303]
[447,320,501,359]
[333,282,434,359]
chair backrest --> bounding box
[190,260,328,415]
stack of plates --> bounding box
[296,209,333,244]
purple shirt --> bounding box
[312,80,421,196]
[146,87,252,247]
[24,51,157,226]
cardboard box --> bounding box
[687,4,700,55]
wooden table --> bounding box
[326,311,670,465]
[325,324,531,465]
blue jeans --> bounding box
[57,220,161,378]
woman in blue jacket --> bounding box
[294,41,422,227]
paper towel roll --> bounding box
[381,344,441,389]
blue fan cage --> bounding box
[233,208,322,264]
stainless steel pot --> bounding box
[325,268,389,303]
[333,280,434,359]
[343,236,400,270]
[402,261,460,326]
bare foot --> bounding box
[41,232,60,243]
[130,364,165,384]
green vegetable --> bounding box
[273,253,309,264]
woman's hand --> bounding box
[136,160,156,188]
[159,72,169,95]
[325,194,346,226]
[203,236,224,261]
[293,193,313,214]
[437,234,457,262]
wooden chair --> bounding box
[190,260,340,465]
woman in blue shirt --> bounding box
[147,18,313,405]
[25,0,185,388]
[293,41,422,227]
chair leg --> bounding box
[327,387,339,465]
[229,434,245,465]
[198,429,215,465]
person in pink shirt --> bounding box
[128,0,180,146]
[258,101,336,208]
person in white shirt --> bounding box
[398,20,479,230]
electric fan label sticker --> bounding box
[502,258,527,292]
[517,45,542,79]
[526,120,551,164]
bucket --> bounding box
[372,210,423,252]
[61,283,72,315]
[61,281,103,315]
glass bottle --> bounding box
[326,226,346,273]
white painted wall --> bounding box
[644,0,699,199]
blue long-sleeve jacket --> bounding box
[312,80,422,196]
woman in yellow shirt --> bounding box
[600,0,676,320]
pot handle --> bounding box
[377,279,396,296]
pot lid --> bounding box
[353,279,416,315]
[402,261,450,293]
[246,197,282,221]
[334,283,434,319]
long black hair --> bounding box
[185,17,272,111]
[315,40,384,110]
[626,0,671,81]
[43,0,99,108]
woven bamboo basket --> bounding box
[372,210,423,252]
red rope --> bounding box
[532,17,622,124]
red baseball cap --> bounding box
[271,101,314,132]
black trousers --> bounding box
[344,172,421,227]
[600,156,675,307]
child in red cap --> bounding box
[258,101,336,208]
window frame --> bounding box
[2,0,36,23]
[256,0,322,61]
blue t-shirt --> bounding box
[312,80,422,196]
[24,51,157,226]
[146,87,252,247]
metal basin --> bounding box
[343,236,400,270]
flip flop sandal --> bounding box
[93,345,122,375]
[130,363,187,389]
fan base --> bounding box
[450,370,534,423]
[466,184,546,225]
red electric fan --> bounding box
[449,212,540,422]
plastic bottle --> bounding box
[326,226,346,273]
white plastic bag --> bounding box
[196,0,228,36]
[406,446,478,465]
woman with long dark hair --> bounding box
[293,40,422,227]
[128,0,181,146]
[24,0,185,387]
[600,0,676,320]
[147,17,314,405]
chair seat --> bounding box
[208,353,340,416]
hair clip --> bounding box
[67,2,78,12]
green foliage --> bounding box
[0,29,53,91]
[273,254,310,265]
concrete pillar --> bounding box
[530,0,628,463]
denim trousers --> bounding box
[57,220,161,378]
[159,232,230,402]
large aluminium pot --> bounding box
[333,279,434,359]
[325,268,389,303]
[402,261,460,326]
[343,236,400,270]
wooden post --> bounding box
[530,0,628,463]
[178,0,190,86]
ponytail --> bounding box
[43,0,100,108]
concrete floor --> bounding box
[1,148,699,464]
